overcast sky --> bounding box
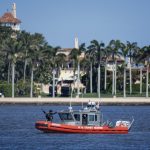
[1,0,150,48]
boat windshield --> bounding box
[74,114,80,121]
[59,113,74,121]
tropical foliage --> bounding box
[0,25,150,97]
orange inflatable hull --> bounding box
[35,121,129,134]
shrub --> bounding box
[0,81,11,97]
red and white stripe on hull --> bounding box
[35,121,128,134]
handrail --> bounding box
[128,116,134,130]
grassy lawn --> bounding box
[41,92,149,98]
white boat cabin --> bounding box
[58,102,101,126]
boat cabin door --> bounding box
[82,114,88,125]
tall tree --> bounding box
[136,47,145,95]
[28,33,46,97]
[126,41,138,95]
[103,46,112,91]
[89,40,105,98]
[108,40,122,96]
[69,43,86,97]
[0,26,14,83]
[2,33,23,97]
[139,46,150,98]
[87,44,97,93]
[120,43,128,97]
[43,45,67,97]
[19,31,32,83]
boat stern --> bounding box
[115,117,134,130]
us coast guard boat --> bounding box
[35,101,134,134]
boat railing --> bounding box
[128,117,134,130]
[101,120,114,128]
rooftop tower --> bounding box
[12,3,16,18]
[75,37,79,49]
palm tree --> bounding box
[139,46,150,98]
[2,33,23,97]
[126,41,138,95]
[88,40,105,98]
[79,56,89,93]
[42,44,53,71]
[43,45,67,97]
[69,48,79,77]
[0,32,7,81]
[86,44,97,93]
[28,33,46,97]
[53,48,67,97]
[69,43,86,97]
[132,45,142,95]
[103,46,112,91]
[19,30,32,83]
[136,47,145,95]
[120,44,128,97]
[108,40,122,96]
[0,26,14,83]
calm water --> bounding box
[0,104,150,150]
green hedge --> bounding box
[15,80,31,97]
[0,80,149,97]
[0,82,11,97]
[0,80,31,97]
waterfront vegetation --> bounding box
[0,25,150,98]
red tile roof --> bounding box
[0,12,21,24]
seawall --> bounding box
[0,97,150,105]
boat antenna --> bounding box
[81,92,84,109]
[98,90,101,110]
[69,88,73,111]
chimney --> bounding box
[12,3,16,18]
[75,37,79,49]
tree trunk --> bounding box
[30,67,34,98]
[140,68,142,94]
[114,61,117,96]
[90,63,93,93]
[146,65,149,98]
[73,60,76,85]
[129,64,132,95]
[23,59,27,83]
[123,67,126,98]
[52,70,55,98]
[8,62,10,84]
[77,61,80,97]
[104,61,107,90]
[12,63,15,98]
[98,63,100,98]
[112,63,115,96]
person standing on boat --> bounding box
[42,110,57,122]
